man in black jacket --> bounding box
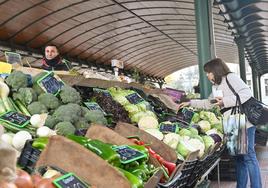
[41,44,70,71]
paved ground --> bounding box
[210,144,268,188]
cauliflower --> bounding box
[27,101,48,115]
[5,71,28,91]
[38,93,61,110]
[59,86,81,104]
[12,87,37,106]
[55,121,76,136]
[52,103,82,123]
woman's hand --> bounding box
[177,102,190,110]
[215,97,224,107]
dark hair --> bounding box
[204,58,231,85]
[44,44,60,54]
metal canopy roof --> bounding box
[0,0,238,78]
[216,0,268,75]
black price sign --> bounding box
[5,51,22,64]
[0,111,30,128]
[159,123,178,133]
[37,72,64,95]
[182,108,195,123]
[125,93,144,104]
[93,88,111,97]
[84,102,106,115]
[53,173,89,188]
[112,145,146,164]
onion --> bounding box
[35,178,56,188]
[14,169,33,188]
[0,181,17,188]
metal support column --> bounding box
[258,74,262,101]
[235,37,246,82]
[194,0,215,99]
[252,68,259,99]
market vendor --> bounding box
[41,44,70,71]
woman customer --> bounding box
[178,58,262,188]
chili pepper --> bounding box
[117,167,143,188]
[128,137,176,176]
[32,137,49,150]
[67,135,120,167]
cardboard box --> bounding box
[86,124,163,188]
[36,135,131,188]
[114,122,177,163]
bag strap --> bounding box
[226,75,245,114]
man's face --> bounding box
[45,46,59,60]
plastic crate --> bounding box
[158,159,198,188]
[255,129,268,146]
[186,157,207,188]
[209,155,236,181]
[17,140,41,174]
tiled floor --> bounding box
[210,144,268,188]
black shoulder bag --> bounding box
[226,76,268,126]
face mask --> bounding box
[44,55,61,67]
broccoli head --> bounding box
[38,93,61,110]
[81,106,91,117]
[59,85,81,104]
[5,71,28,91]
[13,87,37,106]
[32,84,44,95]
[45,115,59,129]
[84,110,107,125]
[52,103,82,123]
[27,101,48,115]
[55,121,76,136]
[74,118,90,129]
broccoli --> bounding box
[5,71,28,91]
[38,93,61,110]
[52,103,82,123]
[59,85,81,104]
[45,115,59,129]
[74,118,90,129]
[32,84,44,95]
[27,101,48,115]
[12,87,37,106]
[54,121,76,136]
[81,106,91,117]
[84,110,107,125]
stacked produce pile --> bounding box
[0,71,161,187]
[0,71,108,151]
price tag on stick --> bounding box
[53,173,89,188]
[159,123,178,133]
[125,93,144,104]
[112,145,146,164]
[37,72,64,95]
[0,111,30,128]
[5,51,22,65]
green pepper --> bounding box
[127,162,150,182]
[117,167,143,188]
[32,137,49,150]
[123,161,140,170]
[67,135,120,166]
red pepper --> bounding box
[128,137,176,176]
